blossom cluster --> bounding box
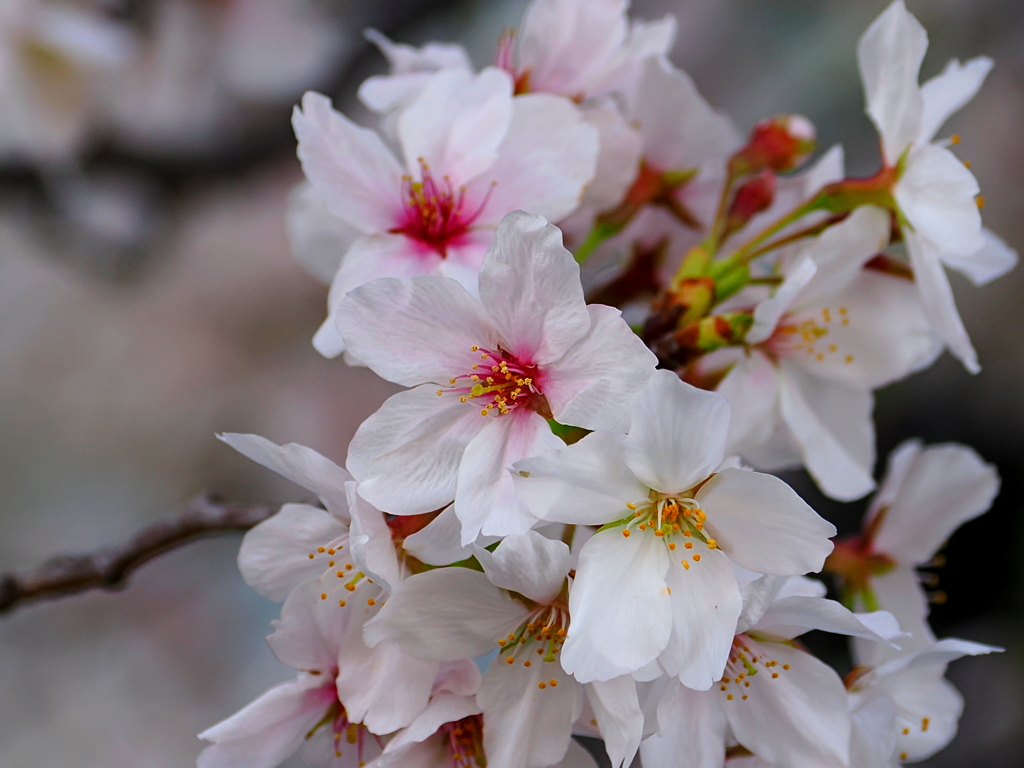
[199,2,1013,768]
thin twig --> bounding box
[0,495,276,615]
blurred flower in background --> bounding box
[0,1,1021,767]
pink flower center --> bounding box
[305,697,381,762]
[390,160,493,257]
[436,345,550,418]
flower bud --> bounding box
[725,168,777,236]
[730,115,817,176]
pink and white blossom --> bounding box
[848,638,1000,767]
[339,211,656,543]
[513,370,835,686]
[365,530,643,768]
[640,575,904,768]
[857,0,1017,372]
[700,206,941,501]
[292,69,598,357]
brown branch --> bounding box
[0,495,276,615]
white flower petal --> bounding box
[292,92,404,233]
[544,304,658,432]
[640,681,726,768]
[402,505,474,566]
[698,468,835,575]
[338,275,493,387]
[381,692,480,757]
[197,676,335,768]
[623,370,730,494]
[237,504,347,602]
[726,643,850,768]
[793,204,892,308]
[777,363,877,501]
[856,0,927,162]
[562,529,672,682]
[941,227,1018,287]
[660,546,742,691]
[364,28,471,76]
[717,351,781,458]
[586,676,644,768]
[457,411,562,543]
[478,658,583,768]
[398,67,513,185]
[475,530,572,605]
[631,56,741,172]
[266,580,346,672]
[848,687,898,768]
[477,212,591,365]
[918,56,993,145]
[905,229,979,373]
[347,385,486,516]
[347,484,401,593]
[558,739,601,768]
[513,431,647,526]
[218,433,351,518]
[515,0,629,98]
[873,442,999,564]
[363,569,531,661]
[314,233,446,359]
[747,254,817,345]
[473,93,599,224]
[853,565,933,668]
[335,624,439,736]
[755,595,904,647]
[897,144,984,258]
[578,100,643,211]
[286,183,359,285]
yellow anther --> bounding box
[706,539,717,549]
[782,664,790,670]
[626,502,637,509]
[436,390,443,396]
[684,542,693,549]
[976,195,986,209]
[524,660,532,667]
[337,571,344,578]
[622,529,631,538]
[320,593,327,600]
[308,553,315,559]
[367,598,376,606]
[772,672,779,679]
[538,682,547,689]
[338,600,346,607]
[317,547,326,553]
[727,694,734,700]
[682,560,690,570]
[693,554,701,562]
[902,728,910,735]
[550,679,558,687]
[668,542,677,551]
[460,396,468,403]
[506,657,515,665]
[922,718,930,732]
[328,561,334,567]
[950,134,961,144]
[964,160,971,168]
[346,563,353,570]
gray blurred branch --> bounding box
[0,495,275,615]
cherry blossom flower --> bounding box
[496,0,674,101]
[198,580,382,768]
[512,370,835,686]
[827,440,999,665]
[292,67,598,357]
[222,432,470,600]
[640,575,904,768]
[847,638,1000,767]
[857,0,1017,373]
[696,206,940,501]
[365,530,644,768]
[339,211,656,543]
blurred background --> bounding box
[0,0,1020,765]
